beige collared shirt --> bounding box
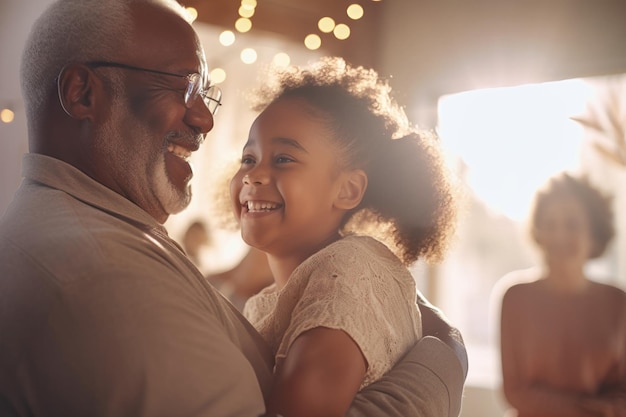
[0,154,273,416]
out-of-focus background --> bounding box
[2,1,626,415]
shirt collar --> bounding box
[21,153,169,236]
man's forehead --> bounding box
[128,2,206,71]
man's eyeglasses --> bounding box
[85,61,222,115]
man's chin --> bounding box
[155,178,192,217]
[165,186,192,215]
[152,160,192,217]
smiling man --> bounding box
[0,0,467,416]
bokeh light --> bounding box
[272,52,291,67]
[219,30,236,46]
[333,24,350,40]
[238,6,254,18]
[185,7,198,22]
[318,17,336,33]
[1,108,15,124]
[240,48,258,64]
[304,34,322,50]
[347,4,364,20]
[210,68,227,84]
[235,17,252,33]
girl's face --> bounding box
[534,194,595,270]
[230,97,351,262]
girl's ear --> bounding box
[334,169,368,210]
[57,63,99,120]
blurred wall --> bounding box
[378,0,626,127]
[0,0,55,215]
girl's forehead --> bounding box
[255,97,329,130]
[248,100,339,151]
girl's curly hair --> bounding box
[246,57,459,265]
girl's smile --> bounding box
[230,96,349,266]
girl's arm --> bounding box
[266,327,367,417]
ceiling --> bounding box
[179,0,626,115]
[181,0,385,68]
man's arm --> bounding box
[417,290,469,379]
[346,291,467,417]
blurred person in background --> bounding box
[207,245,275,312]
[181,219,211,269]
[499,172,626,417]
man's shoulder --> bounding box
[0,187,165,287]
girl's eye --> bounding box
[276,155,294,164]
[241,155,255,164]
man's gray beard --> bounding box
[95,96,192,216]
[153,163,192,215]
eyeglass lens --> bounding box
[185,74,222,115]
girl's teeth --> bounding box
[246,201,278,212]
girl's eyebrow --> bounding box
[243,137,309,153]
[273,137,309,153]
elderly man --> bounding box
[0,0,467,416]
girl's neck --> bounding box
[267,255,303,290]
[266,232,343,290]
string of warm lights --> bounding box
[184,1,380,86]
[0,2,382,125]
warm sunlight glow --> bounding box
[240,48,257,64]
[333,24,350,40]
[347,4,364,20]
[0,108,14,123]
[318,17,335,33]
[210,68,226,84]
[219,30,236,46]
[272,52,291,67]
[235,17,252,33]
[437,79,594,221]
[304,34,322,50]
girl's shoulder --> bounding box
[331,234,394,258]
[296,234,404,282]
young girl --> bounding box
[230,57,458,417]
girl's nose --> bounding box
[242,171,268,185]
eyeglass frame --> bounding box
[84,60,222,115]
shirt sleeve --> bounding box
[346,336,466,417]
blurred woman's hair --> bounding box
[530,172,615,259]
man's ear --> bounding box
[57,64,98,120]
[334,169,368,210]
